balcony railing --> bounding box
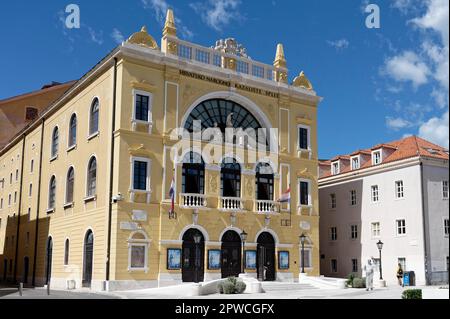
[220,197,244,211]
[165,36,280,83]
[255,200,279,214]
[180,193,207,208]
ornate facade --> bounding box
[0,9,322,291]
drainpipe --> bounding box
[106,57,118,287]
[13,134,26,282]
[419,161,429,285]
[32,119,45,286]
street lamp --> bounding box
[300,234,306,274]
[193,233,202,283]
[376,240,384,280]
[240,230,248,274]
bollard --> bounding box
[19,283,23,296]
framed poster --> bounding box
[167,248,182,270]
[245,250,257,269]
[208,250,221,270]
[278,251,289,269]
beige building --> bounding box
[0,81,75,149]
[0,9,322,291]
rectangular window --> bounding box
[135,94,150,122]
[298,126,309,150]
[351,157,360,170]
[443,181,449,199]
[8,194,11,206]
[29,183,32,197]
[352,259,358,273]
[130,245,146,269]
[133,160,148,191]
[395,181,404,199]
[372,151,381,165]
[330,193,336,209]
[299,181,310,206]
[27,207,31,221]
[350,190,357,206]
[398,258,406,271]
[371,222,380,237]
[0,198,3,209]
[330,227,337,241]
[444,219,449,237]
[331,259,338,273]
[371,185,379,202]
[396,219,406,235]
[351,225,358,239]
[14,192,17,204]
[331,162,340,175]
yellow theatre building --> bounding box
[0,9,322,291]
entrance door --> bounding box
[82,230,94,288]
[182,229,205,283]
[45,237,53,285]
[221,230,242,278]
[23,257,29,284]
[256,232,276,281]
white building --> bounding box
[318,136,449,286]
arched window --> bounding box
[89,98,99,135]
[128,231,150,272]
[182,152,205,194]
[64,238,70,266]
[86,157,97,197]
[51,127,59,157]
[48,176,56,209]
[66,167,74,203]
[221,158,241,197]
[69,114,77,147]
[256,163,274,200]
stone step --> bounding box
[261,282,317,291]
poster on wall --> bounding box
[167,248,182,270]
[278,251,289,269]
[245,250,257,269]
[208,250,221,270]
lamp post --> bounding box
[193,233,202,283]
[376,240,384,280]
[240,230,248,274]
[300,234,306,274]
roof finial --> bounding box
[274,43,287,68]
[163,8,177,37]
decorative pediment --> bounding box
[297,168,315,180]
[131,80,156,91]
[129,144,151,157]
[296,114,313,125]
[292,71,313,90]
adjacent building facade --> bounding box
[0,9,322,291]
[319,136,449,286]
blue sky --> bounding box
[0,0,448,158]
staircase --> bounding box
[261,282,317,292]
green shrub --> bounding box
[217,277,247,294]
[235,281,247,294]
[402,289,422,299]
[222,281,236,294]
[352,277,366,288]
[346,274,355,287]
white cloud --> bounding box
[411,0,449,47]
[383,51,430,87]
[386,117,413,130]
[418,111,449,148]
[88,27,104,45]
[391,0,419,14]
[111,28,125,44]
[327,39,349,51]
[190,0,242,32]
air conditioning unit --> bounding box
[66,280,76,290]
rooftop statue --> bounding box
[213,38,250,59]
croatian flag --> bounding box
[169,177,175,213]
[278,187,291,203]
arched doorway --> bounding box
[257,232,276,281]
[23,257,29,284]
[45,237,53,285]
[82,230,94,288]
[182,229,205,283]
[221,230,242,278]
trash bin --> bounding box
[403,271,416,286]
